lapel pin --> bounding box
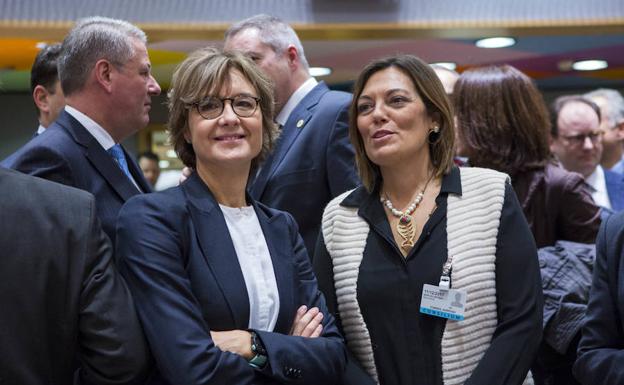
[296,119,305,128]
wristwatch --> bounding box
[248,331,267,369]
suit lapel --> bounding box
[183,173,250,329]
[58,111,145,200]
[249,144,279,198]
[254,202,296,333]
[250,82,329,199]
[123,146,153,193]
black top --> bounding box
[314,167,543,385]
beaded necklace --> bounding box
[380,172,435,252]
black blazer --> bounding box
[116,172,346,384]
[0,167,148,385]
[574,211,624,384]
[1,109,151,243]
[250,82,359,255]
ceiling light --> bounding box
[475,37,516,49]
[158,160,170,169]
[431,62,457,71]
[309,67,332,77]
[571,59,608,71]
[35,42,49,49]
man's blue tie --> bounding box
[107,144,132,180]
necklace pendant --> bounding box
[401,238,415,252]
[397,215,416,251]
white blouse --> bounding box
[219,204,280,331]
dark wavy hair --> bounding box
[454,65,551,176]
[349,55,455,190]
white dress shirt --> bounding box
[220,204,280,331]
[275,77,318,126]
[586,165,612,209]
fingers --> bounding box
[291,306,324,337]
[289,305,307,335]
[310,323,323,338]
[179,167,193,184]
[301,311,323,338]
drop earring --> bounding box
[428,124,441,144]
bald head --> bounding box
[432,66,459,95]
[551,99,602,178]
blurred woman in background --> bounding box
[454,64,602,385]
[454,64,600,248]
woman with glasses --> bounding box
[116,47,346,385]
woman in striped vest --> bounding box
[313,55,543,385]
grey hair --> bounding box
[584,88,624,129]
[225,14,309,70]
[58,16,147,96]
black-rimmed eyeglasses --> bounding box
[561,131,603,147]
[191,95,260,120]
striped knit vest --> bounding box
[321,167,533,385]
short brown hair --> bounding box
[454,65,551,176]
[349,55,455,190]
[168,47,277,170]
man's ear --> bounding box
[614,121,624,141]
[33,85,51,114]
[285,45,299,70]
[93,59,115,93]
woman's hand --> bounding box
[210,330,254,360]
[289,305,324,338]
[178,167,193,184]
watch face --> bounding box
[251,332,267,355]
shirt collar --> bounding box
[275,77,318,126]
[585,165,605,193]
[36,124,46,135]
[64,105,116,150]
[586,165,612,209]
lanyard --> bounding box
[438,255,453,289]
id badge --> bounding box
[419,283,466,321]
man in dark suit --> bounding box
[2,16,160,243]
[574,211,624,384]
[0,167,148,385]
[605,168,624,212]
[224,14,359,256]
